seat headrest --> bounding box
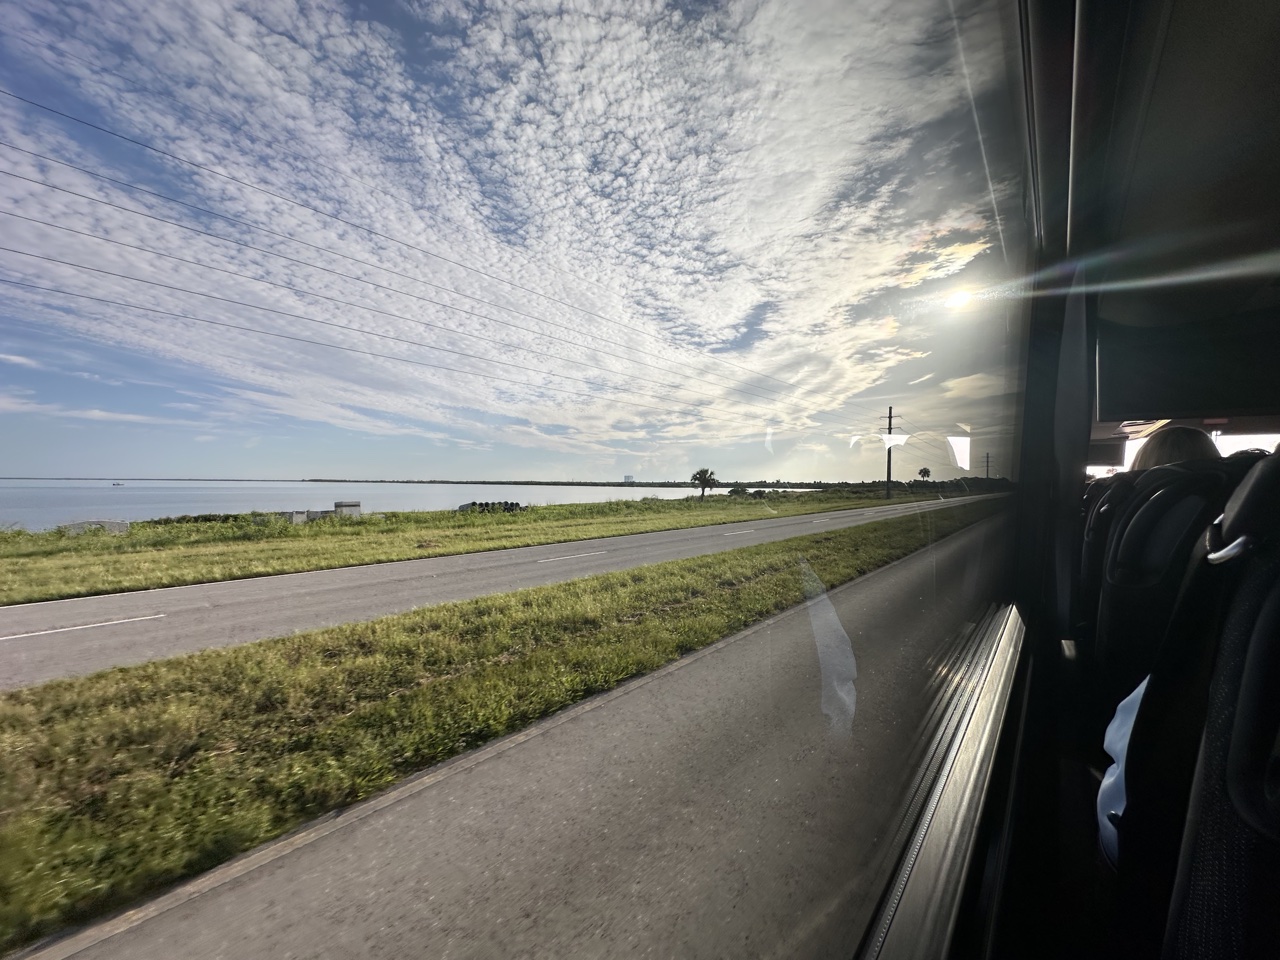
[1136,451,1266,491]
[1221,455,1280,546]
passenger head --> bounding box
[1130,425,1220,471]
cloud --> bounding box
[0,0,1024,478]
[940,372,1010,400]
[908,373,935,385]
[69,370,125,385]
[0,353,44,368]
[0,392,200,425]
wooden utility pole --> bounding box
[882,406,894,499]
[983,452,992,479]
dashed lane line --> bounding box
[0,614,166,642]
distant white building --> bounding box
[623,475,635,483]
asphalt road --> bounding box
[0,495,1000,689]
[24,514,1011,960]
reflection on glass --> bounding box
[802,559,859,737]
[0,0,1029,956]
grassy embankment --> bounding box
[0,498,1002,951]
[0,491,943,606]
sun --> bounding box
[944,289,974,309]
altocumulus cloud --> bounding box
[0,0,1025,478]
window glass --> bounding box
[0,1,1028,955]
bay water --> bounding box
[0,480,712,532]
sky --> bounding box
[0,0,1027,482]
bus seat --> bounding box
[1092,454,1265,713]
[1107,454,1280,957]
[1161,456,1280,959]
[1077,471,1142,652]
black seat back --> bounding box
[1077,470,1142,651]
[1162,456,1280,958]
[1093,454,1265,710]
[1109,454,1278,957]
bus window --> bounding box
[0,1,1031,957]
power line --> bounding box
[0,208,822,426]
[0,85,850,408]
[0,147,714,389]
[905,449,959,470]
[0,88,901,420]
[0,177,891,434]
[2,247,968,461]
[0,87,638,340]
[885,439,956,467]
[873,408,957,476]
[0,244,824,430]
[0,89,965,441]
[0,274,791,433]
[880,406,896,498]
[7,29,624,302]
[841,411,957,465]
[889,413,961,457]
[0,143,876,422]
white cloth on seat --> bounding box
[1098,675,1150,866]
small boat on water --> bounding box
[112,482,124,486]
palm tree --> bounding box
[691,468,717,499]
[918,467,931,480]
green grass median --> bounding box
[0,491,947,606]
[0,498,1002,951]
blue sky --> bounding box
[0,0,1024,482]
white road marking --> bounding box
[811,518,831,523]
[723,530,755,536]
[0,613,166,642]
[536,551,608,563]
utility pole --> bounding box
[881,405,894,499]
[983,452,992,479]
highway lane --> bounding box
[0,495,1001,689]
[27,514,1012,960]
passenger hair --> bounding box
[1131,425,1220,471]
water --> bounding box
[0,480,715,532]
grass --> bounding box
[0,491,945,606]
[0,498,1003,951]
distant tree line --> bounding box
[716,477,1014,495]
[301,476,1015,493]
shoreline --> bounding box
[0,477,830,488]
